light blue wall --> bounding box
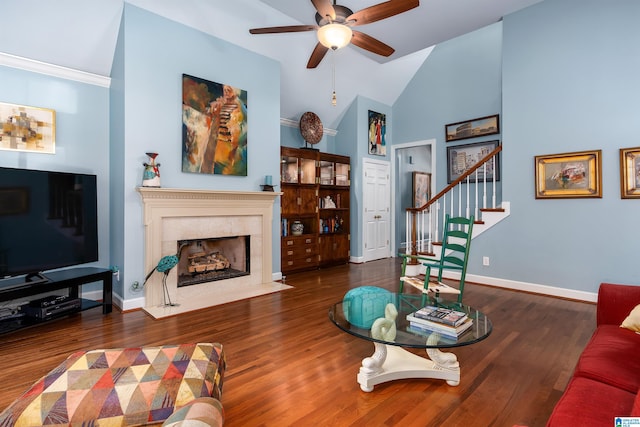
[497,0,640,292]
[391,0,640,293]
[116,5,281,299]
[109,10,126,298]
[0,66,111,292]
[393,22,503,193]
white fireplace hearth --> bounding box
[137,187,288,319]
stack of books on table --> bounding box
[406,305,473,339]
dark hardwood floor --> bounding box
[0,258,595,426]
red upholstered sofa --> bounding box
[547,283,640,426]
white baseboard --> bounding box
[443,271,598,303]
[81,289,144,311]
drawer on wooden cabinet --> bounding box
[282,245,317,258]
[283,256,318,270]
[281,236,317,248]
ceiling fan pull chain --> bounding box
[331,51,337,106]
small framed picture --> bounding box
[368,110,386,156]
[534,150,602,199]
[619,146,640,199]
[412,172,431,208]
[445,114,499,142]
[0,102,56,154]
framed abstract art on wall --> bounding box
[0,102,56,154]
[182,74,248,176]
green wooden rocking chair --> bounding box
[399,214,474,304]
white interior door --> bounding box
[363,159,391,262]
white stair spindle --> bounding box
[405,211,410,255]
[492,154,497,208]
[483,162,487,209]
[466,175,470,219]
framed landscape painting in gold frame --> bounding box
[619,146,640,199]
[0,102,56,154]
[534,150,602,199]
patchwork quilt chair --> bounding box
[0,342,225,427]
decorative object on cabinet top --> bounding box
[299,111,323,147]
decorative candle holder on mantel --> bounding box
[261,174,276,192]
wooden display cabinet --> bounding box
[318,153,350,267]
[280,147,319,273]
[280,148,351,274]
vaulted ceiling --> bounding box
[0,0,542,128]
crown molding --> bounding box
[0,52,111,88]
[280,118,337,137]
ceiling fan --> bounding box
[249,0,420,68]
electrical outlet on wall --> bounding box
[482,256,490,266]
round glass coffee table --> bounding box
[329,292,492,392]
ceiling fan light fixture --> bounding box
[317,23,352,50]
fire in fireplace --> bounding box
[177,235,250,287]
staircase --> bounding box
[403,144,508,260]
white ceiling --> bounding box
[0,0,542,129]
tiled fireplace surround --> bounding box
[138,187,282,318]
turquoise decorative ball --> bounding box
[342,286,393,329]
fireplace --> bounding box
[137,187,285,319]
[177,235,250,287]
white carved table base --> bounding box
[357,333,460,392]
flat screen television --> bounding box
[0,167,99,282]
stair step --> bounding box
[479,208,505,212]
[416,250,436,256]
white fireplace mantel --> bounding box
[137,187,283,318]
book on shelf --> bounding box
[413,305,468,326]
[406,313,473,338]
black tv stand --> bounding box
[0,267,112,334]
[24,272,50,285]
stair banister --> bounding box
[404,144,502,261]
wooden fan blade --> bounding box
[347,0,419,26]
[250,25,317,34]
[351,31,395,57]
[311,0,336,21]
[307,43,329,68]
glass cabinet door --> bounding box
[299,158,316,184]
[319,160,334,185]
[335,161,349,186]
[281,155,298,184]
[281,152,318,184]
